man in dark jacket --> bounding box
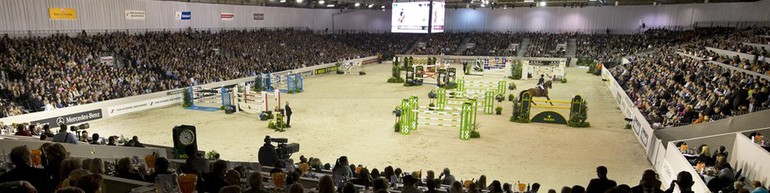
[0,146,53,193]
[285,102,292,128]
[258,136,279,167]
[586,166,617,193]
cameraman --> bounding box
[258,136,279,167]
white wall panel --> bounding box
[1,0,769,33]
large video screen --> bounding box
[431,1,445,33]
[391,2,444,33]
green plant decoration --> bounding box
[567,100,590,127]
[182,88,192,107]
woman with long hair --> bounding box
[319,175,336,193]
[332,156,353,190]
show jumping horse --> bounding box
[519,80,553,105]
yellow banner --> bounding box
[48,8,77,20]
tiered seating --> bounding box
[465,33,522,56]
[0,29,369,118]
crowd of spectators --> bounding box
[464,32,522,56]
[612,48,770,128]
[0,29,369,118]
[523,32,571,57]
[6,141,768,193]
[412,33,466,55]
[324,32,420,60]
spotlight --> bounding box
[368,4,373,8]
[539,1,546,6]
[319,0,325,4]
[355,2,360,7]
[296,0,303,3]
[381,5,385,8]
[280,0,286,3]
[480,3,486,7]
[327,4,335,7]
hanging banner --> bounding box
[176,11,191,20]
[221,13,234,21]
[48,8,77,20]
[253,13,264,20]
[100,56,114,66]
[125,10,146,20]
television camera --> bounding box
[270,137,300,160]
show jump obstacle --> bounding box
[515,92,590,126]
[399,96,478,140]
[184,86,232,112]
[233,85,281,114]
[254,73,304,93]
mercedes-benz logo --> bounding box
[56,117,65,125]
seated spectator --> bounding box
[0,146,52,193]
[530,183,541,193]
[59,158,83,187]
[319,175,336,193]
[664,171,695,193]
[116,157,145,181]
[14,124,31,136]
[180,145,210,174]
[147,157,171,183]
[244,172,268,193]
[631,169,663,193]
[52,125,78,144]
[44,143,68,185]
[62,169,90,188]
[342,182,356,193]
[203,160,230,193]
[39,125,54,140]
[440,168,456,185]
[131,136,145,147]
[79,131,90,143]
[587,166,617,193]
[88,158,104,174]
[752,181,769,193]
[426,180,439,193]
[89,134,101,145]
[571,185,586,193]
[56,187,86,193]
[225,170,244,188]
[401,175,422,193]
[74,174,103,193]
[332,156,353,188]
[106,136,117,146]
[291,183,306,193]
[450,181,464,193]
[0,180,38,193]
[353,168,373,188]
[219,185,242,193]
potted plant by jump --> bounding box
[495,106,503,115]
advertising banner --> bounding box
[48,8,77,20]
[108,95,182,117]
[32,109,102,127]
[125,10,146,20]
[253,13,264,20]
[176,11,191,20]
[221,13,234,21]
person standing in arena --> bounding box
[285,102,293,128]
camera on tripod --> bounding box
[270,137,300,160]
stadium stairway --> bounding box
[517,38,530,57]
[454,37,472,54]
[566,38,577,58]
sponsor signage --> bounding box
[167,89,183,96]
[221,13,234,21]
[176,11,191,20]
[108,95,182,117]
[32,109,102,127]
[253,13,264,20]
[100,56,114,66]
[125,10,146,20]
[48,8,77,20]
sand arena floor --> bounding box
[91,62,652,190]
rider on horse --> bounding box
[537,74,545,92]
